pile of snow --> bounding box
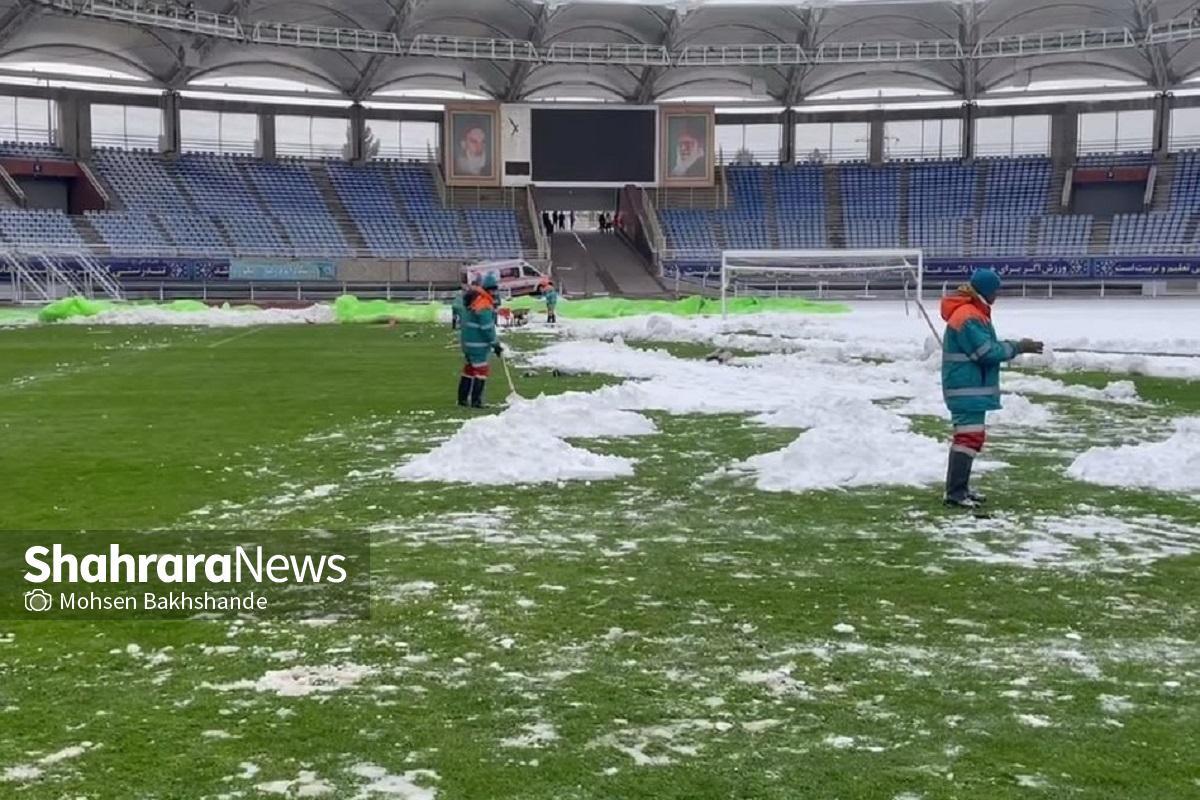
[897,393,1055,426]
[394,410,638,485]
[732,425,1004,492]
[1067,417,1200,492]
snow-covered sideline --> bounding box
[63,304,335,327]
[1067,417,1200,492]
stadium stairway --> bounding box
[73,215,104,249]
[824,164,845,247]
[1150,156,1175,212]
[1089,218,1112,255]
[580,231,666,296]
[242,175,295,255]
[551,231,619,295]
[898,166,911,247]
[309,163,369,254]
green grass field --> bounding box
[0,322,1196,799]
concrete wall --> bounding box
[336,260,460,284]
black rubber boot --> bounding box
[457,376,472,407]
[470,377,487,408]
[943,450,976,507]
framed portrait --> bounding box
[660,107,714,187]
[444,103,500,187]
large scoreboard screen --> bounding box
[530,108,656,184]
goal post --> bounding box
[719,248,924,316]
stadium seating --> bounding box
[773,165,827,248]
[241,160,350,257]
[0,209,85,248]
[655,157,1101,263]
[82,150,524,261]
[1109,212,1191,254]
[973,216,1033,256]
[1033,214,1092,256]
[981,157,1051,218]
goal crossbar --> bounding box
[720,248,924,315]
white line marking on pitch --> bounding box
[207,326,264,348]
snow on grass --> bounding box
[1067,417,1200,492]
[347,764,439,799]
[1015,713,1054,728]
[589,719,733,767]
[930,512,1199,571]
[1098,694,1135,714]
[0,742,94,783]
[391,298,1189,489]
[207,664,377,697]
[254,769,335,796]
[736,663,813,699]
[500,721,560,748]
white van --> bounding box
[461,259,547,297]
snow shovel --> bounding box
[499,352,522,403]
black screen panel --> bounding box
[531,108,655,183]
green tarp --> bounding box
[503,294,849,318]
[37,298,252,323]
[21,293,847,326]
[332,296,446,324]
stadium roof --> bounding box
[1,0,1199,104]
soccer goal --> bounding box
[719,248,924,316]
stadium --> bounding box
[0,0,1198,797]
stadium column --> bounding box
[868,118,884,166]
[961,103,975,161]
[259,112,276,161]
[348,103,366,164]
[1152,92,1170,158]
[1049,111,1078,166]
[780,108,795,165]
[161,92,181,156]
[56,93,91,160]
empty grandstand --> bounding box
[0,0,1198,298]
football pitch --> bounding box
[0,312,1197,799]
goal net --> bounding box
[720,248,924,314]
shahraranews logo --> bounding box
[22,543,349,613]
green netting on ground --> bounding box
[333,295,445,324]
[37,297,253,323]
[504,294,849,318]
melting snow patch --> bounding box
[737,663,813,699]
[347,764,439,799]
[0,742,94,783]
[500,721,560,748]
[1016,713,1054,728]
[255,770,334,796]
[1067,417,1200,492]
[1098,694,1135,714]
[589,719,730,767]
[931,513,1199,571]
[208,664,376,697]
